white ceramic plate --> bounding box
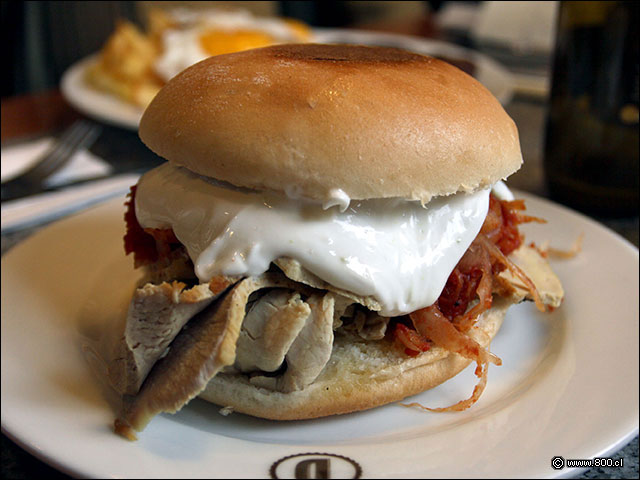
[1,192,637,479]
[60,29,514,130]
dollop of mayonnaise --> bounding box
[135,164,492,316]
[322,188,351,212]
[491,180,515,201]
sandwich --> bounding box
[111,44,563,440]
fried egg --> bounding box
[154,8,311,81]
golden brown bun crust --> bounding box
[198,297,509,420]
[139,44,522,203]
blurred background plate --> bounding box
[60,54,144,130]
[314,28,515,104]
[61,29,514,131]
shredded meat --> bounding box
[402,362,491,413]
[123,186,183,268]
[123,186,156,267]
[394,323,432,357]
[482,196,546,255]
[395,195,543,350]
[535,232,584,259]
[477,235,545,313]
[410,305,501,367]
[395,194,547,411]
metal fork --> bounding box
[1,120,102,202]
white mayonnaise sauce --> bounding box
[135,164,492,316]
[492,180,515,201]
[322,188,351,212]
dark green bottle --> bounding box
[544,1,638,217]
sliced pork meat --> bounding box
[352,310,390,341]
[234,289,310,373]
[115,273,316,438]
[278,292,335,392]
[250,292,336,392]
[273,257,383,312]
[497,245,564,308]
[109,281,222,395]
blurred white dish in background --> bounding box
[77,7,312,111]
[62,29,515,130]
[61,55,144,129]
[471,1,559,55]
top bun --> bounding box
[139,44,522,203]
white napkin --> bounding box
[1,173,140,233]
[1,136,112,186]
[1,137,140,233]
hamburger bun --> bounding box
[139,43,522,204]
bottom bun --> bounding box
[198,297,511,420]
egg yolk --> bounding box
[199,30,276,56]
[283,19,312,40]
